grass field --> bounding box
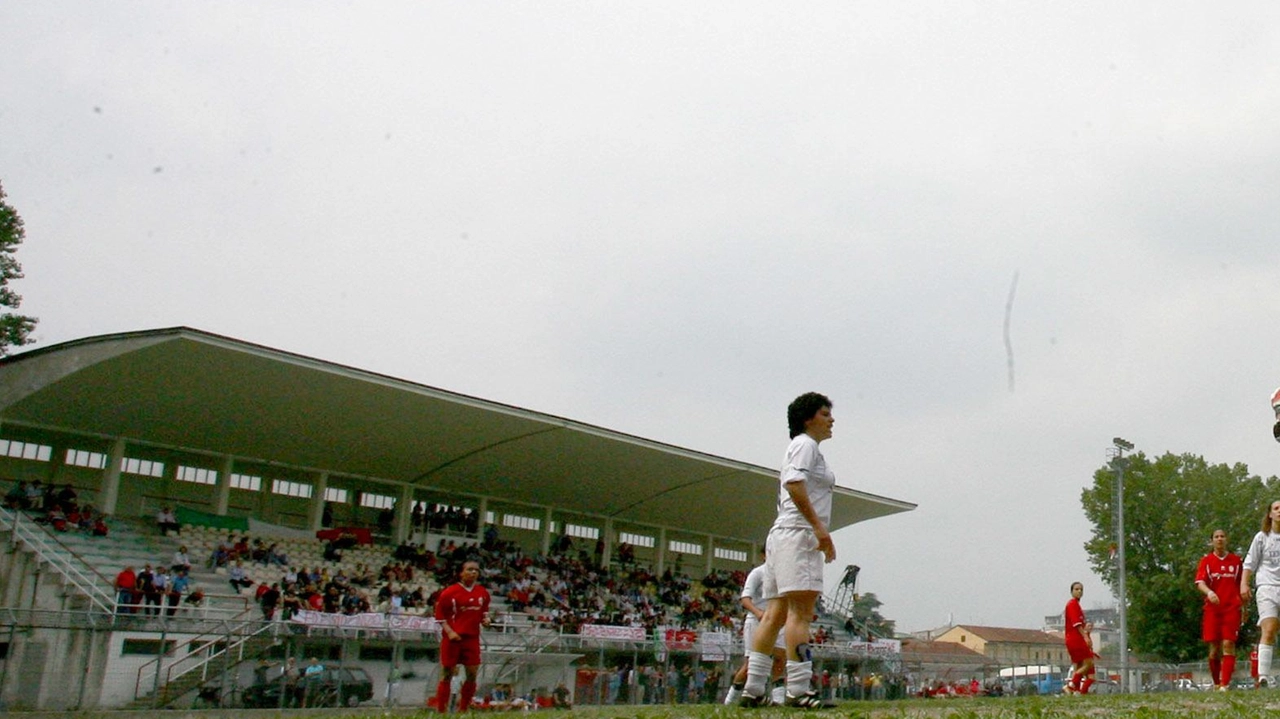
[70,693,1277,719]
[496,692,1280,718]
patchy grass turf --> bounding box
[139,693,1280,719]
[458,692,1280,718]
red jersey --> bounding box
[1195,551,1243,608]
[1064,597,1087,647]
[434,581,491,637]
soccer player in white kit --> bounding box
[724,552,786,706]
[1242,500,1280,687]
[741,392,837,709]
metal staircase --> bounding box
[126,619,280,709]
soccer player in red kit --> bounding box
[434,559,491,713]
[1064,582,1097,694]
[1196,528,1243,690]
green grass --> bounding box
[190,693,1280,719]
[395,692,1280,718]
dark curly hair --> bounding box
[787,392,833,439]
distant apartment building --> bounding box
[1044,605,1117,652]
[933,625,1072,667]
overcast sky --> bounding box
[5,2,1280,633]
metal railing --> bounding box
[0,506,117,613]
[133,618,279,702]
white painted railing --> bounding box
[0,506,117,613]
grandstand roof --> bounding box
[0,327,915,543]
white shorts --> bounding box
[742,615,786,656]
[1259,585,1280,622]
[764,527,825,596]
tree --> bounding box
[0,181,37,354]
[1081,452,1279,662]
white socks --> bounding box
[723,686,742,705]
[1261,643,1274,678]
[786,659,813,697]
[743,651,772,697]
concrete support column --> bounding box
[541,507,553,556]
[97,438,126,516]
[161,460,178,504]
[705,535,714,575]
[394,484,413,544]
[656,528,667,575]
[477,497,489,538]
[44,444,67,484]
[601,519,613,569]
[308,473,329,531]
[213,456,234,515]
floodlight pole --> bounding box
[1111,437,1134,693]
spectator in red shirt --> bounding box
[115,566,137,613]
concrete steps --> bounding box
[121,629,279,709]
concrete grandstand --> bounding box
[0,327,915,709]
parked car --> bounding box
[242,665,374,708]
[1089,679,1121,695]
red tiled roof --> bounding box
[949,625,1062,645]
[901,639,988,659]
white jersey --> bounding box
[742,564,773,610]
[1244,531,1280,586]
[771,434,835,531]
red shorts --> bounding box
[440,634,481,668]
[1202,604,1242,643]
[1066,640,1095,665]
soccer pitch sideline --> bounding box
[22,694,1280,719]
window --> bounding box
[122,639,176,656]
[501,513,540,531]
[359,492,395,510]
[359,646,392,661]
[714,547,749,562]
[564,523,599,540]
[229,473,261,491]
[66,448,106,469]
[0,440,52,462]
[324,487,348,503]
[668,540,703,556]
[122,457,165,477]
[176,465,217,486]
[271,479,313,498]
[619,531,655,548]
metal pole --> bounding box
[221,623,232,706]
[151,626,167,707]
[1112,438,1132,694]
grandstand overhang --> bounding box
[0,327,915,543]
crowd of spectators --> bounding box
[206,535,292,570]
[409,503,482,536]
[113,563,203,615]
[188,523,753,632]
[390,530,748,634]
[5,480,109,536]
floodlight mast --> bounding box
[1109,437,1134,693]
